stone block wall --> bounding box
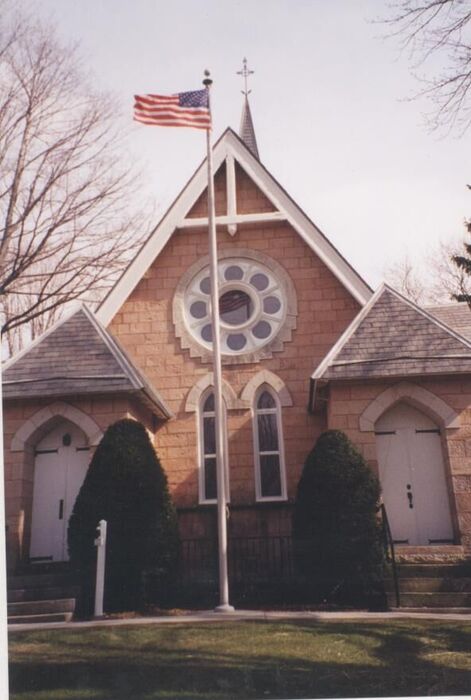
[109,201,360,516]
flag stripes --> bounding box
[134,91,211,130]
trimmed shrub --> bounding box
[68,419,180,614]
[293,430,384,605]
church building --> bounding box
[3,86,471,604]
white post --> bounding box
[203,72,234,612]
[94,519,107,618]
[0,351,10,694]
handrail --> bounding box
[379,503,400,608]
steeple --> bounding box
[237,58,259,160]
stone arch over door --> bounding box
[359,381,460,433]
[11,401,103,452]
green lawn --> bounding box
[8,619,471,699]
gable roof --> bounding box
[97,127,372,326]
[2,305,172,419]
[312,284,471,384]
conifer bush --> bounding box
[68,419,180,614]
[293,430,384,605]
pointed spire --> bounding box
[237,58,259,160]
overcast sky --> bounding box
[32,0,470,290]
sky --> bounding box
[30,0,470,290]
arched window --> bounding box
[198,391,229,504]
[253,388,287,501]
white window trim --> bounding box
[197,390,230,505]
[253,386,287,502]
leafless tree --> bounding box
[384,255,428,303]
[384,1,471,133]
[0,7,150,355]
[384,236,471,303]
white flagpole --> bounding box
[203,71,234,612]
[0,344,9,692]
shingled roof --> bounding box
[426,302,471,341]
[312,285,471,383]
[2,306,172,419]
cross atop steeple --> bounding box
[237,58,259,160]
[237,57,254,97]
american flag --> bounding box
[133,90,211,130]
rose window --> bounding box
[183,259,286,356]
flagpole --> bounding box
[203,71,234,613]
[0,342,9,692]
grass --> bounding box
[8,619,471,699]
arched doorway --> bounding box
[29,420,90,562]
[375,402,453,546]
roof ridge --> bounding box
[385,284,471,351]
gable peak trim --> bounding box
[97,128,371,327]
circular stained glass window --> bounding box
[182,257,286,356]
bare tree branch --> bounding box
[383,0,471,133]
[384,235,471,305]
[0,7,151,354]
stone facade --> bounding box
[3,129,471,576]
[107,170,360,537]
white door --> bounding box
[30,421,90,562]
[375,402,453,546]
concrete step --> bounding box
[389,607,471,615]
[8,598,76,617]
[8,612,73,625]
[8,572,77,589]
[385,577,471,593]
[387,591,471,608]
[394,563,471,577]
[395,545,466,563]
[8,585,80,603]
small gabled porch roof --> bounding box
[2,305,172,421]
[310,285,471,411]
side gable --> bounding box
[97,128,372,327]
[3,305,172,419]
[312,284,471,387]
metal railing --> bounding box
[180,536,295,585]
[378,503,400,608]
[180,528,397,607]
